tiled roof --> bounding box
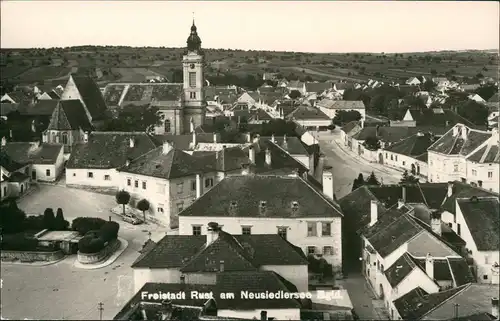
[384,253,417,287]
[0,103,19,116]
[259,136,308,155]
[3,90,33,103]
[339,186,387,229]
[342,121,361,135]
[287,105,330,120]
[18,100,59,116]
[48,91,60,99]
[66,132,157,169]
[118,147,211,180]
[467,142,499,164]
[305,81,333,93]
[385,132,434,158]
[71,74,108,120]
[191,147,250,172]
[108,83,183,106]
[103,84,126,106]
[449,312,497,321]
[317,100,365,110]
[446,257,476,286]
[441,181,499,214]
[352,126,420,143]
[252,141,308,175]
[488,93,499,103]
[366,183,449,209]
[7,171,30,182]
[408,109,478,129]
[47,100,93,131]
[3,142,63,165]
[179,175,343,218]
[0,151,26,172]
[334,82,354,90]
[411,257,450,282]
[132,231,307,269]
[151,133,214,151]
[249,109,273,121]
[457,197,499,251]
[428,125,491,156]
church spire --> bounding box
[187,15,202,53]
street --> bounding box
[1,185,167,320]
[315,129,402,199]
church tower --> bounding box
[182,19,206,133]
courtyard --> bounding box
[1,184,166,320]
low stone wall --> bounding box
[66,184,118,196]
[1,249,64,262]
[77,239,120,264]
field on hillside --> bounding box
[0,47,498,86]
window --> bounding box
[402,161,406,166]
[134,180,139,188]
[307,222,317,237]
[385,153,388,159]
[46,169,51,176]
[142,181,147,190]
[454,164,458,172]
[164,119,171,133]
[127,178,131,186]
[381,264,385,273]
[277,226,287,240]
[307,246,317,255]
[62,132,68,145]
[192,225,202,235]
[485,255,490,264]
[488,171,493,178]
[472,169,477,176]
[322,222,332,236]
[242,226,252,235]
[189,72,196,87]
[88,172,93,178]
[191,180,196,191]
[478,180,483,187]
[323,246,334,256]
[205,178,213,188]
[104,175,110,181]
[190,92,196,99]
[3,186,6,196]
[395,156,398,161]
[448,223,452,228]
[457,223,461,236]
[391,155,393,160]
[157,183,165,194]
[177,182,183,194]
[157,205,164,213]
[177,202,184,213]
[73,173,76,176]
[483,275,489,280]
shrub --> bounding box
[54,208,69,230]
[78,236,106,254]
[43,208,56,230]
[1,233,39,251]
[72,217,107,236]
[23,215,45,231]
[100,221,120,242]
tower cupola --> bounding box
[186,19,202,53]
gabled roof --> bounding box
[179,175,343,218]
[457,196,499,251]
[467,139,499,164]
[287,105,330,120]
[339,186,388,229]
[441,181,499,214]
[384,252,417,287]
[191,147,250,172]
[66,132,157,169]
[249,109,273,122]
[317,99,365,110]
[412,256,475,285]
[385,133,434,158]
[0,103,19,116]
[352,126,420,143]
[259,136,309,155]
[408,109,478,129]
[342,121,362,135]
[132,230,308,269]
[0,151,26,172]
[252,141,309,175]
[7,171,30,182]
[18,100,59,116]
[105,83,183,106]
[428,124,492,156]
[70,74,108,120]
[47,100,93,131]
[3,142,63,165]
[47,91,60,99]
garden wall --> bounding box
[1,249,64,262]
[66,184,118,195]
[77,239,120,264]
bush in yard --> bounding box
[43,208,56,230]
[77,236,106,254]
[72,217,107,236]
[100,221,120,242]
[54,208,69,230]
[23,215,45,231]
[115,190,131,216]
[136,199,150,222]
[1,233,39,251]
[0,201,27,234]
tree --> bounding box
[430,69,437,76]
[421,80,436,92]
[400,170,419,184]
[115,190,131,216]
[289,90,302,99]
[43,208,56,230]
[332,110,362,126]
[137,199,150,223]
[72,217,107,236]
[259,119,297,137]
[456,100,489,126]
[366,171,381,186]
[364,136,381,151]
[0,201,27,234]
[352,173,365,191]
[475,84,498,102]
[54,208,69,230]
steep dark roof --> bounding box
[366,183,449,209]
[384,253,417,287]
[249,109,273,122]
[3,142,63,165]
[441,181,499,214]
[66,132,157,169]
[428,125,491,156]
[48,91,60,99]
[179,175,343,218]
[47,100,93,131]
[252,141,308,175]
[70,74,108,120]
[488,92,499,103]
[342,121,361,135]
[339,186,387,229]
[467,143,500,164]
[385,133,434,158]
[132,231,308,269]
[449,312,497,321]
[7,171,30,182]
[0,151,26,172]
[457,197,499,251]
[287,105,330,120]
[352,126,420,143]
[191,147,250,172]
[0,103,19,116]
[305,81,333,93]
[18,100,58,116]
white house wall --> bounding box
[66,168,120,188]
[260,265,308,293]
[465,160,499,193]
[394,268,439,301]
[382,151,427,178]
[428,153,465,183]
[133,268,181,293]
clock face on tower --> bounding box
[190,63,195,69]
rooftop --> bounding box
[3,142,63,165]
[317,100,365,110]
[46,100,93,131]
[286,105,330,120]
[385,132,434,158]
[70,74,108,120]
[428,124,491,156]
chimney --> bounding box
[219,260,225,272]
[430,210,442,236]
[246,133,251,143]
[271,134,275,143]
[190,117,195,133]
[447,181,454,197]
[453,125,459,136]
[83,131,89,143]
[31,119,36,132]
[229,201,238,216]
[259,201,267,216]
[397,198,405,209]
[249,146,255,164]
[195,174,201,198]
[322,165,334,201]
[291,201,299,217]
[129,138,135,148]
[1,136,6,147]
[42,132,48,143]
[402,185,406,202]
[162,141,173,155]
[282,134,288,149]
[265,148,272,166]
[180,275,185,284]
[425,253,434,280]
[492,298,499,319]
[376,125,380,137]
[192,131,197,147]
[206,222,220,246]
[370,200,378,227]
[461,126,468,140]
[260,311,268,321]
[213,132,218,143]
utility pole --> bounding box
[98,302,104,320]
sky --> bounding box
[1,1,499,53]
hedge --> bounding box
[72,217,107,236]
[100,221,120,242]
[78,236,106,254]
[1,233,40,251]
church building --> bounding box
[101,20,207,135]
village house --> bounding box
[400,108,477,129]
[468,93,486,103]
[303,81,333,96]
[286,105,331,131]
[432,77,450,89]
[0,148,31,198]
[393,284,499,320]
[178,174,344,272]
[427,124,499,192]
[331,82,354,97]
[405,77,422,86]
[247,109,273,124]
[2,139,64,182]
[287,80,306,95]
[316,99,366,121]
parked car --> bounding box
[121,214,143,225]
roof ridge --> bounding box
[416,182,429,208]
[297,173,343,216]
[421,283,471,319]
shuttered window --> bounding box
[189,72,196,87]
